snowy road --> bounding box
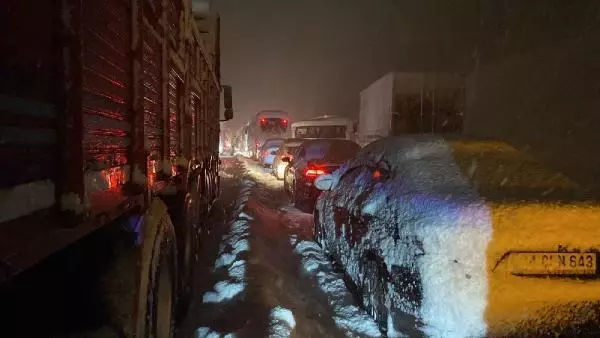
[176,157,383,338]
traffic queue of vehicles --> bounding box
[257,130,600,335]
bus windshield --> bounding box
[295,125,346,139]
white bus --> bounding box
[234,110,291,158]
[291,115,356,141]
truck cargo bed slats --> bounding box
[82,0,132,168]
[166,1,181,41]
[142,23,163,159]
[168,70,181,159]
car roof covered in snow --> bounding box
[301,138,359,147]
[355,134,583,201]
[283,138,304,146]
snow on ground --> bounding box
[267,307,296,337]
[202,180,254,305]
[242,160,282,190]
[187,157,387,337]
[293,240,382,337]
[241,156,384,337]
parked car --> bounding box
[283,139,360,212]
[258,138,284,167]
[272,138,304,180]
[313,135,599,337]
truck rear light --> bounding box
[304,168,326,178]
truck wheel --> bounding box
[135,203,178,338]
[176,189,199,318]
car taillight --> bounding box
[304,168,327,178]
[263,150,268,156]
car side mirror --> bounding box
[314,174,334,191]
[222,85,233,121]
[281,156,290,163]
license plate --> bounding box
[508,252,597,275]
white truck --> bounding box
[358,72,465,146]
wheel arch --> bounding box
[133,197,178,337]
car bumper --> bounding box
[484,274,600,335]
[299,180,322,204]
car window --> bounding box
[326,142,360,162]
[304,143,329,160]
[263,139,283,149]
[303,141,359,161]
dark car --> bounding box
[312,135,597,336]
[282,139,360,212]
[272,138,304,180]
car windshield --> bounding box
[304,140,360,162]
[295,125,346,139]
[262,139,284,149]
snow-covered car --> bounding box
[313,135,600,337]
[283,139,360,212]
[272,138,304,180]
[258,138,284,167]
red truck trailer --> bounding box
[0,0,233,336]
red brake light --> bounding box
[264,150,268,156]
[373,169,381,179]
[260,118,266,124]
[304,168,326,178]
[282,119,288,125]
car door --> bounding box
[327,159,392,250]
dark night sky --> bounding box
[212,0,479,130]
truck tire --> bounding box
[135,200,178,338]
[176,177,201,318]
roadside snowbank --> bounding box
[203,180,254,304]
[195,327,236,338]
[268,306,296,337]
